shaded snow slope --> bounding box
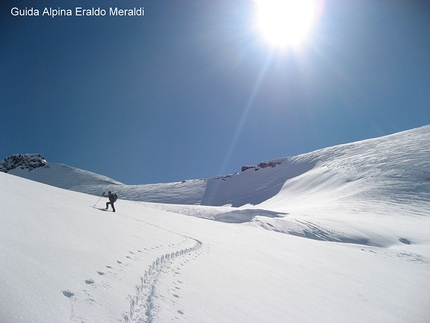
[6,125,430,209]
[8,158,316,206]
[1,172,429,323]
[9,162,122,190]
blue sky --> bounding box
[1,0,429,184]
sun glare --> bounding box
[255,0,320,48]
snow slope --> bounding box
[8,125,430,208]
[2,172,429,323]
[1,125,430,322]
[7,159,314,207]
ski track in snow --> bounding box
[117,212,204,323]
[122,238,202,323]
[61,210,203,323]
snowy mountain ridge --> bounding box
[5,125,430,209]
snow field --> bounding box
[2,172,429,322]
[1,174,201,322]
[144,211,429,323]
[1,125,430,322]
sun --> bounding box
[255,0,321,48]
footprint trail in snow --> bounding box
[123,238,202,323]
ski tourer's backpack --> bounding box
[112,193,118,202]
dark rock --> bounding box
[0,153,47,173]
[258,160,282,168]
[241,165,258,172]
[242,160,282,172]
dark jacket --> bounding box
[103,191,117,203]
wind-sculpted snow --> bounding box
[152,203,286,224]
[258,125,430,212]
[252,217,387,246]
[212,209,283,223]
[315,125,430,205]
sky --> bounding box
[1,0,429,185]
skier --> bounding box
[102,191,117,212]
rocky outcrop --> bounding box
[242,160,283,172]
[241,165,258,172]
[0,154,47,173]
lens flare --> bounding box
[255,0,321,47]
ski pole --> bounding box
[94,195,103,207]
